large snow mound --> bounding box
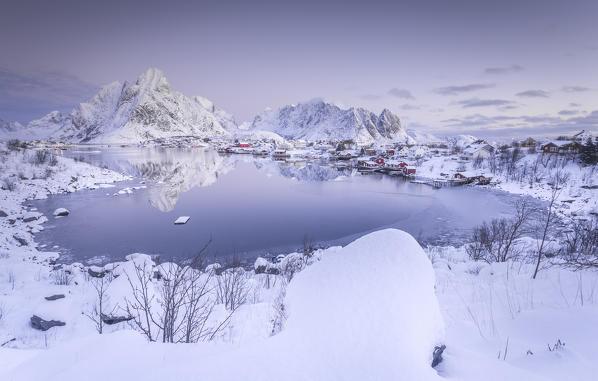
[2,229,444,381]
[276,228,445,380]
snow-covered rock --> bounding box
[22,68,237,144]
[250,99,415,144]
[53,208,70,217]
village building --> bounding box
[540,141,582,154]
[520,137,537,147]
[461,143,494,160]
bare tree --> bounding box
[532,170,569,279]
[125,260,156,341]
[124,240,234,343]
[560,217,598,269]
[466,200,532,263]
[216,267,248,311]
[84,275,114,334]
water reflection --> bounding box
[38,147,531,264]
[66,147,348,212]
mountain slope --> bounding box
[249,100,414,144]
[0,119,25,139]
[25,68,236,143]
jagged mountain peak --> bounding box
[250,100,414,144]
[135,68,170,94]
[19,68,236,143]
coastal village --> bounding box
[19,129,594,191]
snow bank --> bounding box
[272,228,445,380]
[2,229,444,381]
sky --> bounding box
[1,0,597,138]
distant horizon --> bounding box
[1,0,597,139]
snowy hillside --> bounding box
[407,129,441,145]
[0,119,27,139]
[250,99,415,144]
[20,69,237,144]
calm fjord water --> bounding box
[33,147,521,265]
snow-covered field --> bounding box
[1,143,597,380]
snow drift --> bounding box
[2,229,444,381]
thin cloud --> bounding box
[484,65,524,75]
[388,88,415,100]
[516,89,549,98]
[456,98,514,108]
[558,110,579,116]
[569,103,581,107]
[562,86,590,93]
[398,104,421,111]
[359,94,383,100]
[434,83,495,96]
[438,110,598,138]
[0,67,98,123]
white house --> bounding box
[462,143,494,160]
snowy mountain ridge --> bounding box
[249,99,415,144]
[7,68,237,144]
[1,69,429,145]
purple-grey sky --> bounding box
[1,0,597,138]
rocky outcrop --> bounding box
[30,315,66,331]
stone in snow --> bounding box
[174,216,190,224]
[0,210,8,217]
[101,313,134,325]
[53,208,70,217]
[45,294,65,301]
[88,266,106,278]
[22,212,40,222]
[30,315,66,331]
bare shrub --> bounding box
[125,241,232,343]
[280,255,306,282]
[31,150,49,165]
[8,270,16,290]
[216,267,248,311]
[7,139,22,150]
[532,170,570,278]
[1,177,17,191]
[48,154,58,166]
[85,276,114,334]
[560,217,598,269]
[52,268,73,285]
[472,156,484,169]
[466,200,532,263]
[124,260,156,341]
[270,288,287,336]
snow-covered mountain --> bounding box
[249,100,415,144]
[406,129,441,145]
[0,119,24,139]
[20,68,236,144]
